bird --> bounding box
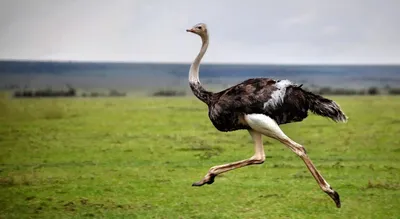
[186,23,347,208]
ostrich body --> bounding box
[186,23,347,208]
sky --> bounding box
[0,0,399,64]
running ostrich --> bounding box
[186,23,347,208]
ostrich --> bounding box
[186,23,347,208]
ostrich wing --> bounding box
[213,78,279,114]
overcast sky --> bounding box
[0,0,399,64]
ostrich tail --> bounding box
[304,91,348,123]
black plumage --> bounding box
[190,78,347,132]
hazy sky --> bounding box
[0,0,399,64]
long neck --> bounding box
[189,34,212,104]
[189,35,208,83]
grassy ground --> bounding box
[0,94,399,218]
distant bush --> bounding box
[317,87,332,95]
[13,85,76,98]
[81,92,106,97]
[388,88,400,95]
[367,87,379,95]
[108,89,126,97]
[312,87,358,95]
[152,90,186,97]
[88,92,106,97]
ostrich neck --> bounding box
[189,35,209,84]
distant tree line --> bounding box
[152,89,186,97]
[12,85,126,98]
[14,85,76,98]
[306,86,400,95]
[151,86,400,97]
[7,84,400,98]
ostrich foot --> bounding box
[325,188,341,208]
[192,174,216,186]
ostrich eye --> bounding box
[197,26,202,30]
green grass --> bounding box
[0,94,399,218]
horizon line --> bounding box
[1,58,400,66]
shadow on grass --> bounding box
[366,180,400,190]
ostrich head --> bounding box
[186,23,208,37]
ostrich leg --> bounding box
[244,113,341,208]
[192,130,265,186]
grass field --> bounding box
[0,94,399,218]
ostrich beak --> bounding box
[186,28,195,33]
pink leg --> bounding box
[192,130,265,186]
[244,114,341,208]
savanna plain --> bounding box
[0,94,399,218]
